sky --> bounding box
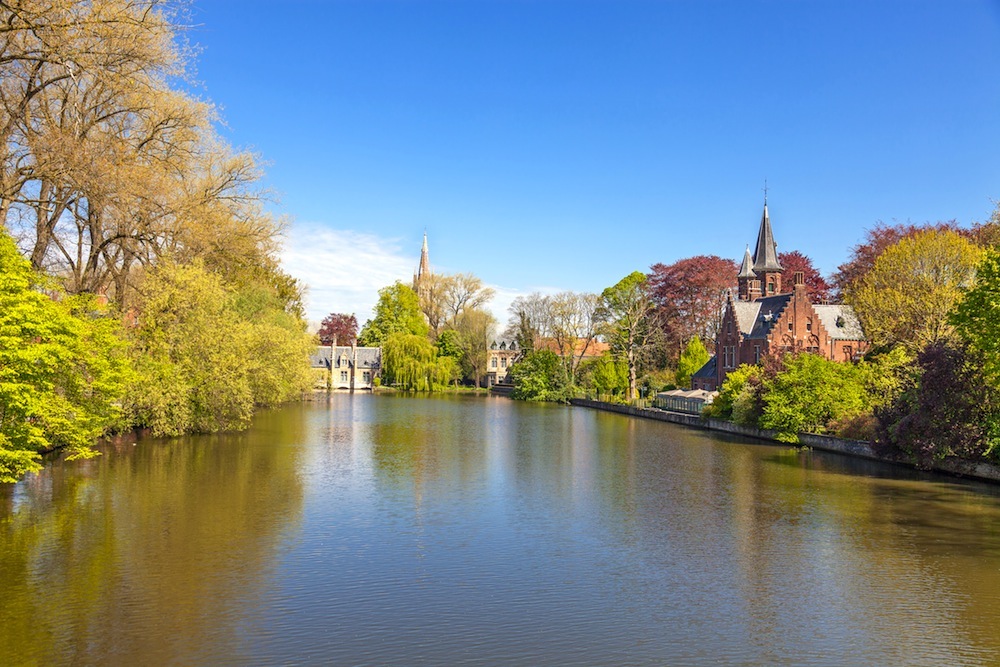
[185,0,1000,326]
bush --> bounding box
[510,350,570,402]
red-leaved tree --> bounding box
[778,251,832,302]
[648,255,738,356]
[318,313,358,346]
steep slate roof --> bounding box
[737,246,756,278]
[692,355,717,379]
[746,294,792,339]
[309,347,333,369]
[752,204,783,272]
[813,304,866,341]
[732,300,763,335]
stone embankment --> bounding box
[569,398,1000,484]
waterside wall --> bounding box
[569,398,1000,485]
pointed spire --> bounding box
[738,245,756,278]
[751,202,783,272]
[418,231,431,279]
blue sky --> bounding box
[187,0,1000,325]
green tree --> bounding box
[358,282,429,346]
[382,333,457,391]
[704,364,762,423]
[600,271,655,401]
[952,249,1000,384]
[123,261,312,436]
[758,354,872,443]
[581,354,628,399]
[675,336,710,389]
[0,232,130,481]
[846,229,982,352]
[510,350,569,402]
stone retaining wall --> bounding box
[569,399,1000,484]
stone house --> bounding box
[310,345,382,391]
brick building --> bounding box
[693,202,868,391]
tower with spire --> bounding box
[413,232,431,299]
[736,198,783,301]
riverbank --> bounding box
[569,398,1000,484]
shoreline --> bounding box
[569,398,1000,485]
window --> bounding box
[491,357,498,368]
[362,371,371,383]
[340,371,348,382]
[754,345,761,363]
[768,282,775,294]
[788,321,793,331]
[806,319,812,331]
[501,357,507,368]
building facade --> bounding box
[310,345,382,391]
[486,340,520,386]
[699,202,868,391]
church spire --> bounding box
[418,231,430,280]
[738,245,756,279]
[751,201,782,273]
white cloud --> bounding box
[279,223,415,326]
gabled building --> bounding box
[699,201,868,391]
[486,340,520,386]
[310,345,382,391]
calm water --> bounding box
[3,394,1000,666]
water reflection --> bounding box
[2,394,1000,665]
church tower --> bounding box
[413,232,431,299]
[750,200,783,297]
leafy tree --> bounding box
[675,336,710,389]
[600,271,656,401]
[317,313,358,346]
[832,221,965,300]
[510,350,569,402]
[703,364,763,423]
[454,308,497,388]
[875,341,1000,468]
[358,282,428,346]
[758,354,872,443]
[382,333,457,391]
[580,354,628,399]
[0,231,130,481]
[777,251,832,301]
[547,291,602,380]
[846,229,982,352]
[952,250,1000,383]
[648,255,737,357]
[124,261,312,436]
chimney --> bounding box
[794,272,805,289]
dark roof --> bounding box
[752,204,783,272]
[737,246,756,279]
[746,294,792,340]
[310,346,382,369]
[692,355,717,379]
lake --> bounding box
[3,393,1000,665]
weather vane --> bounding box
[763,178,768,205]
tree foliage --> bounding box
[846,229,982,352]
[777,251,832,301]
[952,250,1000,383]
[317,313,358,346]
[1,0,279,308]
[123,261,312,436]
[0,231,130,481]
[832,221,965,300]
[647,255,737,356]
[579,354,628,399]
[758,354,872,443]
[382,333,457,391]
[675,336,710,389]
[875,341,1000,468]
[358,282,428,346]
[600,271,656,401]
[509,350,570,402]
